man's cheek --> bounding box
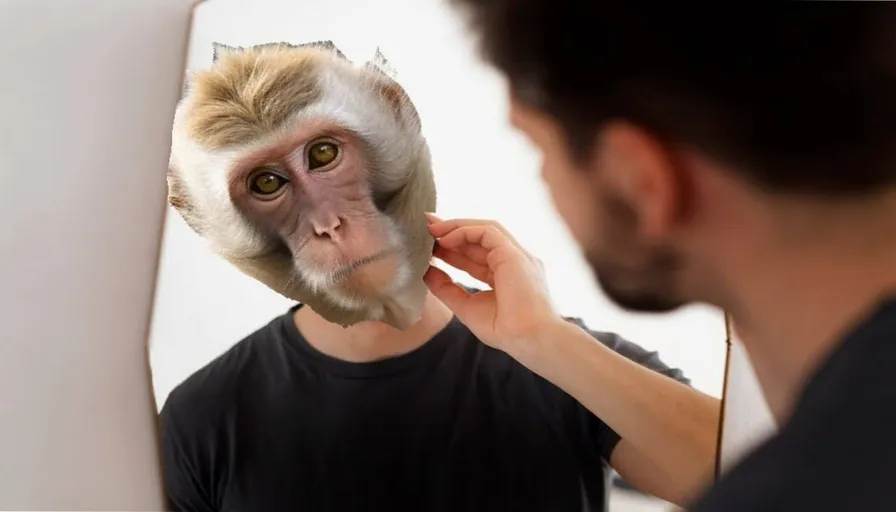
[542,166,588,244]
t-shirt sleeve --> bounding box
[563,316,691,385]
[159,397,217,512]
[561,316,691,460]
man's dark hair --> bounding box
[449,2,896,195]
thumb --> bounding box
[423,266,472,318]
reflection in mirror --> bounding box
[149,1,729,511]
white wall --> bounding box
[149,0,729,409]
[0,1,192,509]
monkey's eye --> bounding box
[307,141,339,170]
[248,170,288,196]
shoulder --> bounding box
[561,316,690,385]
[157,312,294,509]
[454,314,688,391]
[159,314,284,436]
[461,285,688,383]
[696,416,894,511]
[696,377,896,510]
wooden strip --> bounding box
[714,313,734,481]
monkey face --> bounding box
[229,127,409,305]
[168,42,436,329]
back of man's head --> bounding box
[449,2,896,321]
[450,2,896,196]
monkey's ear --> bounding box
[364,47,398,79]
[363,48,419,130]
[212,42,242,63]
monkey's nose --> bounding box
[311,214,343,239]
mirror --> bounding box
[149,1,730,510]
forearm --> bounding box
[510,319,720,501]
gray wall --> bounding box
[0,1,192,508]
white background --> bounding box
[149,0,729,414]
[720,339,777,474]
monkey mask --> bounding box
[168,41,436,329]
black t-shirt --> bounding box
[159,305,687,512]
[692,298,896,511]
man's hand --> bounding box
[423,214,564,354]
[424,214,720,507]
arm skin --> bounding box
[423,215,721,508]
[515,319,721,507]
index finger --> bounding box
[428,218,522,248]
[435,224,515,253]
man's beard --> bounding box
[586,252,685,313]
[585,190,686,313]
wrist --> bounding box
[504,316,571,366]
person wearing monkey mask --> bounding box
[438,2,896,511]
[160,41,719,511]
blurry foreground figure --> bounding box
[444,2,896,510]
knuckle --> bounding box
[488,245,514,266]
[484,225,504,241]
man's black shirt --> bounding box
[692,298,896,511]
[159,305,686,512]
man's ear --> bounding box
[596,121,684,239]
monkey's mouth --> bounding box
[329,250,393,283]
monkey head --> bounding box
[168,41,436,329]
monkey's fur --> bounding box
[168,41,436,329]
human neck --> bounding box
[293,291,454,363]
[721,192,896,423]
